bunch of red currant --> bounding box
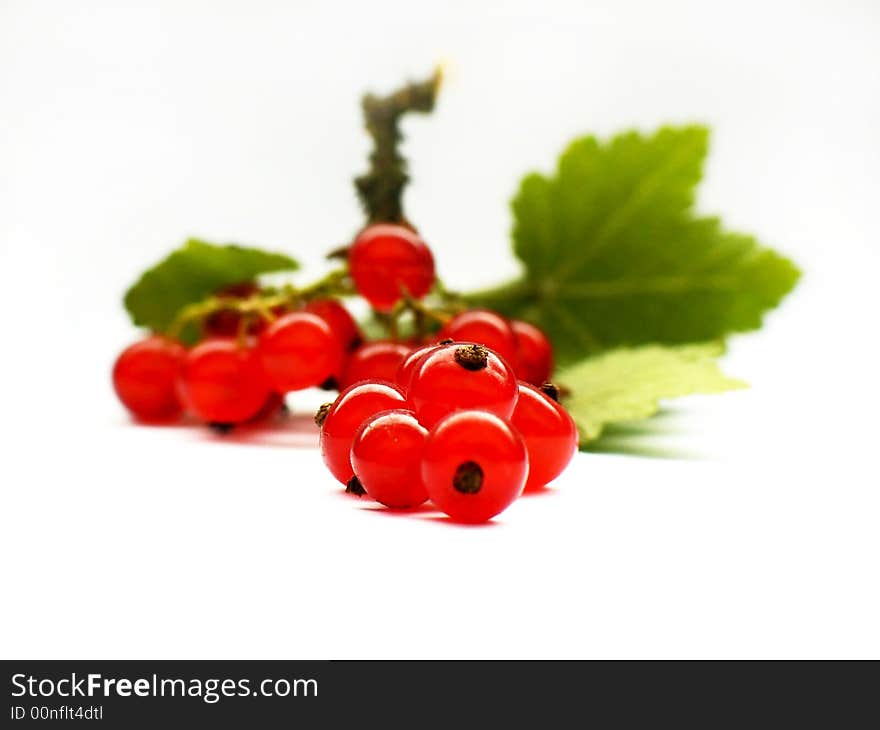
[318,339,577,522]
[113,223,578,522]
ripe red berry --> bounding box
[177,338,270,424]
[339,341,412,390]
[249,391,286,422]
[394,342,445,393]
[350,409,429,509]
[511,383,578,490]
[511,320,554,386]
[438,309,519,368]
[257,311,343,392]
[112,336,186,421]
[304,298,361,351]
[407,343,519,428]
[304,298,362,389]
[203,282,262,337]
[317,381,406,485]
[421,410,528,523]
[349,224,435,312]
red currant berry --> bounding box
[249,391,286,422]
[510,320,553,386]
[203,282,261,337]
[511,383,578,490]
[177,338,270,424]
[349,224,435,312]
[317,381,406,485]
[407,343,519,428]
[339,341,412,390]
[421,410,528,523]
[438,309,519,368]
[257,311,343,392]
[304,298,361,351]
[394,342,443,393]
[304,298,362,389]
[112,336,186,421]
[350,409,429,509]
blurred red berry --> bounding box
[304,298,361,351]
[203,282,261,337]
[113,336,186,421]
[510,320,554,385]
[339,341,412,390]
[257,312,344,392]
[438,309,519,369]
[177,338,269,424]
[349,224,435,312]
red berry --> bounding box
[112,336,186,421]
[304,298,361,351]
[350,409,429,509]
[438,309,519,368]
[339,341,412,390]
[177,338,269,424]
[511,320,554,386]
[318,381,406,485]
[203,282,262,337]
[304,298,362,389]
[257,311,343,392]
[407,343,519,428]
[511,383,578,490]
[421,410,528,523]
[394,343,443,393]
[249,391,286,422]
[349,224,435,312]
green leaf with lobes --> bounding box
[557,342,746,445]
[466,126,800,365]
[123,239,299,335]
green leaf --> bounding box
[467,126,800,364]
[123,239,299,334]
[558,342,746,445]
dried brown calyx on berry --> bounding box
[454,344,489,371]
[314,402,333,428]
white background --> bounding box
[2,0,879,658]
